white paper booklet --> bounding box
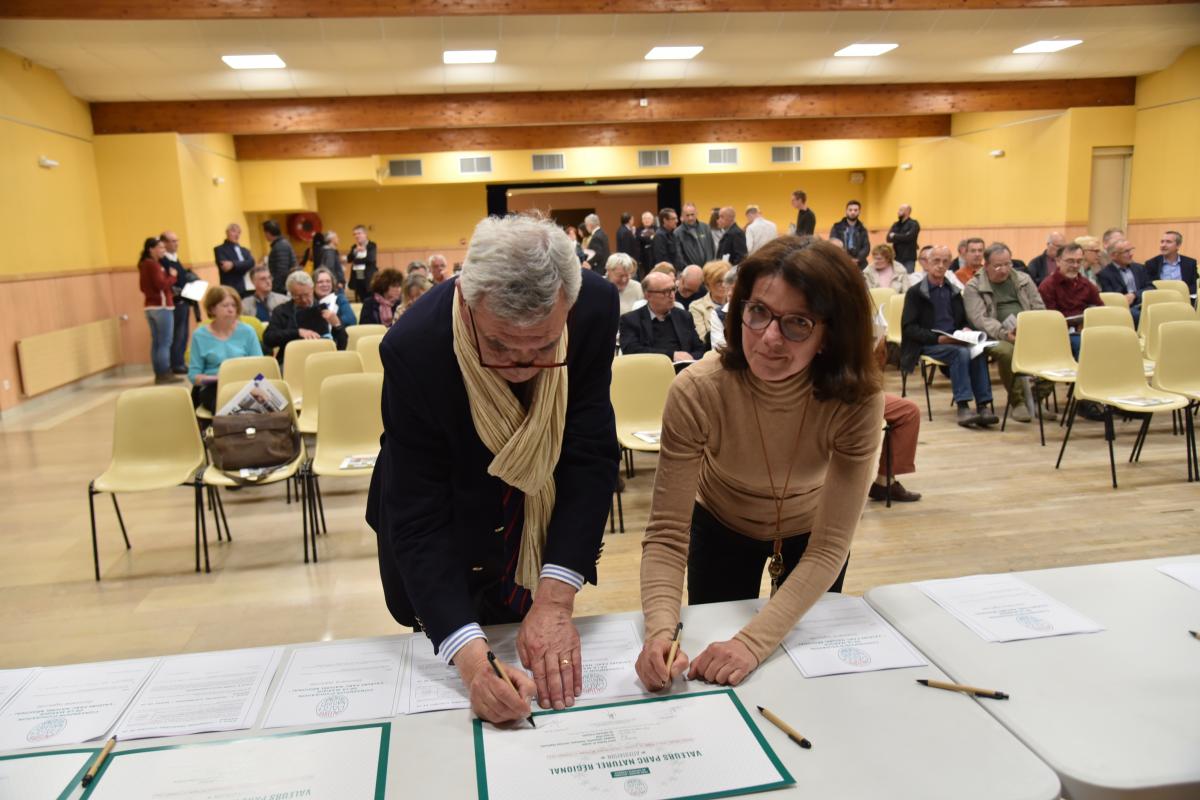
[115,647,282,740]
[1157,562,1200,592]
[180,279,209,303]
[262,639,407,729]
[915,573,1104,642]
[0,667,38,713]
[781,594,927,677]
[340,453,378,469]
[932,328,998,359]
[0,658,158,751]
[1109,395,1175,407]
[0,749,96,800]
[631,430,660,444]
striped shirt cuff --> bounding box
[540,564,585,591]
[439,623,486,666]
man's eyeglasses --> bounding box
[742,301,819,343]
[467,304,568,370]
[644,289,675,297]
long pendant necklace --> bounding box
[750,386,810,597]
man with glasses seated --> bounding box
[618,271,706,366]
[1038,242,1101,358]
[367,214,620,726]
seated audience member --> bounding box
[871,395,922,503]
[188,285,263,411]
[651,261,677,277]
[634,237,883,691]
[1038,242,1101,357]
[708,267,738,351]
[951,239,968,272]
[359,268,406,327]
[241,265,288,323]
[863,243,915,293]
[715,207,749,266]
[605,252,645,316]
[953,237,985,284]
[139,235,178,384]
[213,223,256,296]
[675,264,707,309]
[1026,232,1065,286]
[689,260,730,346]
[314,266,356,328]
[619,271,705,363]
[916,244,933,273]
[963,243,1045,423]
[406,260,430,279]
[263,271,348,363]
[1076,236,1104,286]
[319,230,346,289]
[744,204,778,255]
[901,245,998,428]
[400,273,432,314]
[428,253,450,284]
[1097,239,1151,325]
[1100,227,1125,269]
[1144,230,1197,295]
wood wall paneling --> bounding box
[234,116,952,160]
[91,79,1136,137]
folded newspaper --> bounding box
[216,375,290,416]
[932,329,998,360]
[340,453,378,470]
[632,430,661,444]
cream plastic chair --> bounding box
[88,386,207,581]
[345,324,388,353]
[356,334,385,374]
[349,302,363,324]
[1139,289,1179,316]
[298,351,363,435]
[611,353,676,479]
[1151,280,1190,304]
[869,287,896,315]
[1099,292,1128,309]
[196,356,283,422]
[1056,326,1189,488]
[200,380,314,562]
[1151,321,1200,480]
[1141,302,1194,362]
[281,338,335,408]
[1005,310,1077,445]
[884,294,904,348]
[1083,305,1134,331]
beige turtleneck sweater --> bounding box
[640,352,884,664]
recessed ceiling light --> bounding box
[833,43,899,58]
[443,50,497,65]
[644,46,703,61]
[1013,39,1083,54]
[221,54,286,70]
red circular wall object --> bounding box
[287,212,323,242]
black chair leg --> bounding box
[214,488,232,542]
[1036,392,1046,447]
[884,426,894,509]
[111,495,130,549]
[1103,406,1118,489]
[1000,397,1010,432]
[89,483,101,581]
[193,482,202,573]
[1130,416,1152,463]
[207,487,223,542]
[616,489,624,533]
[195,481,211,573]
[313,475,327,535]
[921,364,933,421]
[301,471,311,564]
[307,472,320,563]
[901,371,908,398]
[1055,397,1079,469]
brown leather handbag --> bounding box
[208,411,299,472]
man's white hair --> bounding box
[428,253,447,265]
[605,252,636,276]
[285,270,313,290]
[584,213,600,229]
[460,215,581,324]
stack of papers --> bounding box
[1041,367,1077,378]
[0,667,38,713]
[1109,395,1175,407]
[915,574,1104,642]
[631,430,660,444]
[781,595,926,677]
[0,748,98,798]
[932,328,998,359]
[263,640,407,728]
[339,453,377,470]
[1157,562,1200,592]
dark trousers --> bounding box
[687,503,848,605]
[170,302,192,371]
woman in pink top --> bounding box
[138,236,179,383]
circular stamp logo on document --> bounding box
[315,694,349,719]
[27,717,67,743]
[623,778,649,797]
[837,647,872,667]
[582,671,608,696]
[1015,615,1053,633]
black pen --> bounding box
[488,650,535,727]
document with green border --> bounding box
[0,747,99,800]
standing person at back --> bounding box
[582,213,610,274]
[214,222,256,297]
[347,224,378,301]
[715,207,748,266]
[790,190,816,236]
[886,205,920,272]
[744,205,778,255]
[674,203,715,269]
[616,213,639,262]
[262,219,297,295]
[636,211,657,279]
[652,208,683,272]
[830,201,870,267]
[160,230,199,376]
[138,236,178,385]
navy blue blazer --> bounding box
[1144,254,1198,296]
[1097,262,1151,303]
[213,240,256,294]
[618,305,705,361]
[366,271,620,653]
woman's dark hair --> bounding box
[719,235,881,405]
[368,268,406,296]
[139,237,161,263]
[311,231,326,251]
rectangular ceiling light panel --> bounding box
[1013,40,1083,54]
[645,46,703,61]
[833,43,898,58]
[221,54,286,69]
[444,50,498,64]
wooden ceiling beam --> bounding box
[233,115,951,159]
[92,77,1134,137]
[4,0,1187,19]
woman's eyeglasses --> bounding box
[741,301,818,343]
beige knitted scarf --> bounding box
[451,289,568,592]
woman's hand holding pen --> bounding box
[635,638,689,691]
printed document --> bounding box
[1158,562,1200,592]
[915,573,1104,642]
[781,594,927,677]
[263,640,407,729]
[0,748,97,800]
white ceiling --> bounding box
[1,7,1198,101]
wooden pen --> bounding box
[757,706,812,749]
[1189,630,1199,640]
[80,735,117,787]
[488,650,535,727]
[917,678,1009,700]
[665,622,684,674]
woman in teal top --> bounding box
[189,285,263,411]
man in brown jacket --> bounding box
[964,242,1045,422]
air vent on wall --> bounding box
[771,146,803,164]
[459,156,493,174]
[638,149,670,168]
[388,159,422,177]
[707,147,738,165]
[532,153,565,171]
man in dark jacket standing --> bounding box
[830,200,870,267]
[263,219,297,295]
[160,230,198,375]
[674,203,715,268]
[583,213,610,274]
[214,223,256,297]
[886,204,921,271]
[714,207,748,266]
[616,213,639,263]
[790,189,816,236]
[651,208,682,271]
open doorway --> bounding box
[505,184,659,231]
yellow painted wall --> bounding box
[176,134,248,265]
[93,133,188,267]
[239,157,378,213]
[1130,46,1200,221]
[317,184,488,250]
[1063,107,1137,224]
[0,49,108,274]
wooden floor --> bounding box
[1,366,1196,670]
